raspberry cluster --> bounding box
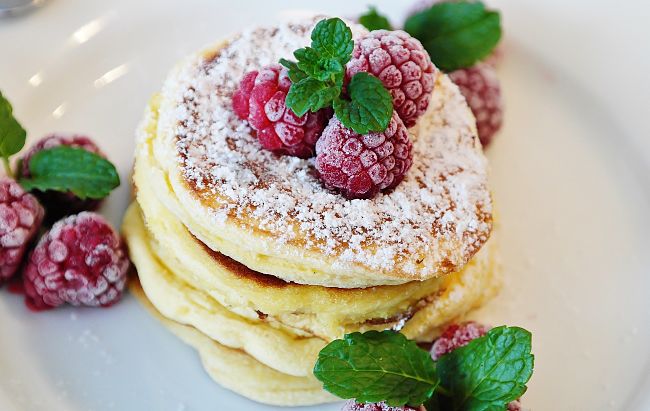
[232,27,434,199]
[1,132,127,312]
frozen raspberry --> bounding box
[0,177,44,283]
[23,212,129,310]
[21,134,104,223]
[315,113,412,199]
[507,400,523,411]
[346,30,437,128]
[448,63,503,147]
[432,322,522,410]
[232,64,331,158]
[342,400,425,411]
[431,321,489,360]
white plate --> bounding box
[1,1,649,410]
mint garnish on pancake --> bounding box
[281,18,394,134]
[314,327,534,410]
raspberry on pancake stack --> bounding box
[123,15,499,407]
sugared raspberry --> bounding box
[0,177,44,282]
[430,321,489,360]
[21,134,104,223]
[315,113,412,199]
[507,400,522,411]
[342,400,425,411]
[448,63,503,147]
[232,64,331,158]
[23,212,129,310]
[432,322,522,410]
[346,30,437,127]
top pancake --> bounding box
[147,17,493,288]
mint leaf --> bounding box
[311,17,354,63]
[286,78,338,116]
[0,90,27,169]
[293,47,343,82]
[404,1,502,72]
[314,330,438,407]
[435,326,534,410]
[334,72,393,134]
[359,6,393,31]
[280,59,308,83]
[20,146,120,199]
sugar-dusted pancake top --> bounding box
[158,17,492,281]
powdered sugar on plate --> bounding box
[169,17,492,275]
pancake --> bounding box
[134,122,494,339]
[122,202,500,377]
[129,280,338,407]
[145,16,493,288]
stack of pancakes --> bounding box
[123,17,499,406]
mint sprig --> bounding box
[434,326,534,410]
[405,1,501,72]
[0,90,27,177]
[280,18,393,134]
[1,91,120,200]
[314,331,439,407]
[314,327,534,410]
[20,146,120,199]
[359,6,392,31]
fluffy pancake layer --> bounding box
[123,202,500,377]
[147,17,493,288]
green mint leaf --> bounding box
[293,48,346,82]
[359,6,393,31]
[404,1,502,71]
[333,72,393,134]
[20,146,120,200]
[311,17,354,63]
[293,47,329,82]
[286,78,338,116]
[0,90,27,162]
[314,330,438,407]
[435,326,534,411]
[280,58,308,83]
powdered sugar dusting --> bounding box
[169,18,492,275]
